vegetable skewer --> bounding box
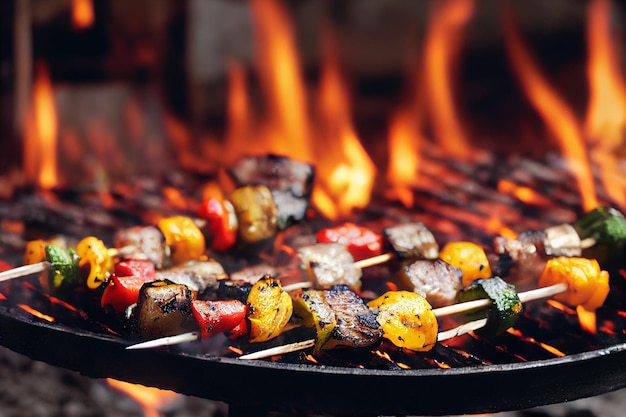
[125,280,568,353]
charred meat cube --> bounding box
[155,260,227,295]
[135,280,197,339]
[400,259,462,308]
[297,243,362,289]
[227,154,314,228]
[384,222,439,261]
[216,280,253,304]
[229,264,279,284]
[114,225,168,269]
[323,285,382,350]
[493,236,544,290]
[543,224,582,257]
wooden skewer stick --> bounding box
[353,252,395,269]
[238,339,316,360]
[125,332,200,350]
[0,261,50,283]
[437,318,488,341]
[279,252,396,293]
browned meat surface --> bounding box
[135,280,196,339]
[400,259,462,308]
[114,225,168,269]
[323,285,382,349]
[384,222,439,261]
[227,154,315,228]
[155,260,227,294]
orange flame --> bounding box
[312,28,376,219]
[585,0,626,147]
[423,0,475,157]
[250,0,312,162]
[576,305,598,334]
[107,379,180,417]
[585,0,626,209]
[386,107,422,208]
[71,0,95,30]
[503,5,598,212]
[24,63,58,189]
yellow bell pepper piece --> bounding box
[247,277,293,343]
[157,216,206,265]
[439,241,492,286]
[76,236,113,290]
[538,257,610,311]
[368,291,438,352]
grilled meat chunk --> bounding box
[227,154,314,228]
[136,280,197,339]
[155,260,227,295]
[114,225,168,269]
[323,285,382,349]
[297,243,362,289]
[400,259,462,308]
[384,222,439,261]
[494,235,544,290]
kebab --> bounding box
[0,214,208,290]
[2,206,608,356]
[494,206,626,286]
[197,154,315,252]
[128,245,609,357]
[293,221,439,290]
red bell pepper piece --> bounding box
[197,198,238,252]
[114,259,156,281]
[191,299,247,340]
[101,274,147,315]
[101,260,156,315]
[227,315,249,340]
[316,222,383,261]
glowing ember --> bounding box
[497,179,553,207]
[503,6,598,212]
[485,216,517,240]
[547,300,577,315]
[107,379,180,417]
[507,329,566,357]
[228,346,243,355]
[71,0,95,30]
[17,304,55,322]
[422,0,475,157]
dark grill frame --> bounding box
[1,300,625,416]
